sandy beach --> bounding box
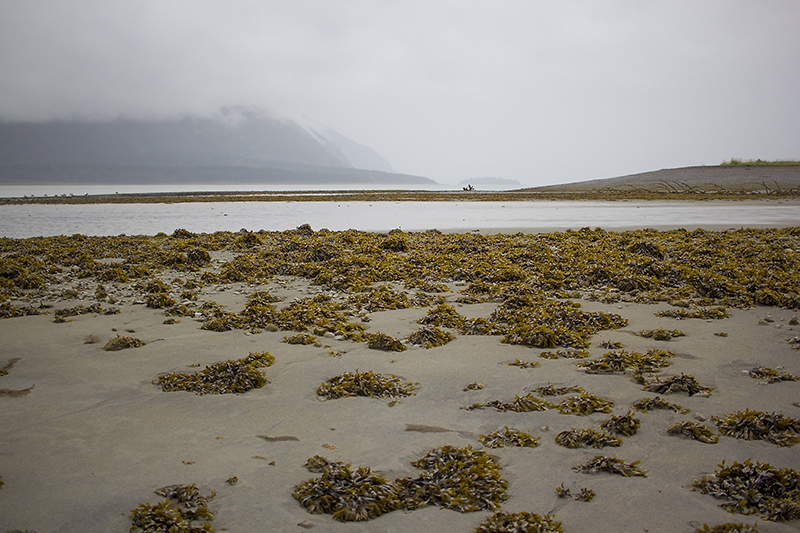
[1,228,799,532]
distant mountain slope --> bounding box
[0,109,423,185]
[524,165,800,193]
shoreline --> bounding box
[3,190,800,205]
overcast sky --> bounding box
[1,1,798,186]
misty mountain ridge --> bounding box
[0,109,430,185]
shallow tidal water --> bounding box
[1,200,798,238]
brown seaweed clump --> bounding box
[573,455,647,477]
[475,511,563,533]
[632,396,689,413]
[578,349,674,374]
[554,393,614,416]
[712,410,800,447]
[366,332,407,352]
[463,382,485,391]
[600,411,641,436]
[347,285,412,312]
[507,359,540,368]
[555,428,622,449]
[294,446,508,522]
[642,373,713,396]
[316,370,418,400]
[398,445,508,513]
[531,383,585,396]
[637,328,686,341]
[747,366,797,383]
[667,421,719,444]
[538,349,590,359]
[283,333,318,345]
[293,461,401,522]
[466,392,553,413]
[479,426,540,448]
[103,334,146,351]
[691,459,800,521]
[154,351,273,395]
[130,484,215,532]
[406,325,455,348]
[418,303,465,328]
[304,455,332,473]
[599,340,624,349]
[656,307,729,320]
[0,302,43,319]
[694,524,760,533]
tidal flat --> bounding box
[1,227,799,532]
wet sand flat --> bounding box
[1,227,799,532]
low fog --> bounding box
[1,1,798,186]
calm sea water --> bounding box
[1,200,798,238]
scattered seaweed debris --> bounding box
[508,359,540,368]
[0,358,20,377]
[555,428,622,449]
[642,373,713,396]
[632,396,689,413]
[578,349,674,374]
[637,328,686,341]
[316,370,418,400]
[554,393,614,416]
[573,456,647,477]
[575,487,596,502]
[365,332,407,352]
[555,483,571,498]
[0,302,43,319]
[54,303,104,319]
[479,426,540,448]
[667,421,719,443]
[130,484,216,533]
[463,382,485,391]
[694,523,760,533]
[103,334,146,351]
[154,351,274,395]
[474,511,563,533]
[747,366,797,383]
[294,446,508,522]
[531,383,585,396]
[466,392,553,412]
[656,307,729,320]
[283,333,318,345]
[599,340,623,349]
[538,349,589,359]
[293,461,400,522]
[399,445,508,512]
[304,455,332,473]
[600,411,641,436]
[691,459,800,521]
[712,409,800,447]
[406,325,455,348]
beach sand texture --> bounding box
[1,228,799,532]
